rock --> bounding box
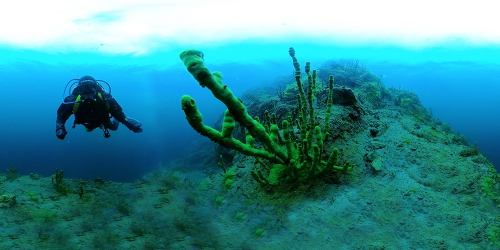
[369,128,379,137]
[0,194,16,208]
[372,158,384,171]
[30,173,42,180]
[94,178,105,184]
[371,141,386,149]
[332,87,358,106]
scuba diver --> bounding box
[55,75,143,140]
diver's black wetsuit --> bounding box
[56,90,126,131]
[55,89,142,140]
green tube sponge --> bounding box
[180,50,287,164]
[282,120,294,162]
[245,129,255,147]
[222,110,236,138]
[314,126,323,150]
[269,124,280,145]
[311,144,320,176]
[180,95,278,161]
[322,75,334,139]
[181,95,221,139]
[325,147,339,170]
[288,47,300,75]
[251,169,270,185]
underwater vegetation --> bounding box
[0,47,499,249]
[180,48,354,190]
[0,165,230,249]
[178,47,500,248]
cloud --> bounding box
[1,0,499,55]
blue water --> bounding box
[0,41,499,181]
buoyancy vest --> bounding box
[72,92,111,131]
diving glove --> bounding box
[124,117,143,133]
[56,124,68,140]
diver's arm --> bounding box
[55,96,75,139]
[107,96,143,133]
[107,96,126,122]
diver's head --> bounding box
[75,75,98,96]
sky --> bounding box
[0,0,499,180]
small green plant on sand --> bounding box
[5,165,20,181]
[254,227,265,237]
[6,165,17,174]
[31,208,57,223]
[25,192,39,202]
[488,217,500,247]
[235,211,245,221]
[480,165,500,247]
[223,167,237,190]
[214,195,225,206]
[480,165,500,205]
[52,168,69,195]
